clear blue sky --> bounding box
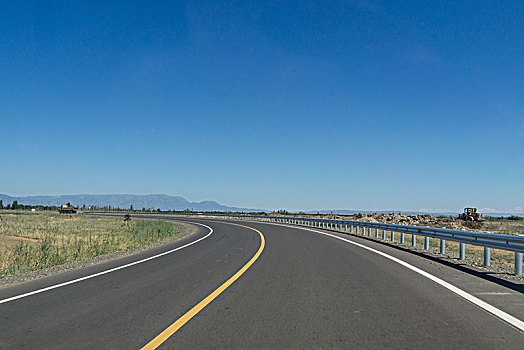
[1,1,523,213]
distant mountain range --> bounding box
[1,194,519,217]
[0,194,265,212]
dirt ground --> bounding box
[268,212,524,235]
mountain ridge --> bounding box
[0,194,265,212]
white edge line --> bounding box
[248,219,524,332]
[0,221,213,305]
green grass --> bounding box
[485,215,524,221]
[0,213,183,278]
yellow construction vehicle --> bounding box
[58,204,77,214]
[458,207,484,222]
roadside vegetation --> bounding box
[485,215,523,221]
[0,213,184,278]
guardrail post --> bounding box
[382,229,386,240]
[401,232,405,244]
[483,247,491,267]
[515,253,523,276]
[350,225,354,234]
[345,224,348,232]
[440,240,446,254]
[368,227,372,236]
[459,243,466,260]
[412,234,416,247]
[391,231,395,241]
[424,237,429,250]
[375,228,379,238]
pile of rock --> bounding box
[323,212,468,230]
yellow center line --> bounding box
[140,222,265,350]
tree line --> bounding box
[0,200,267,215]
[0,200,59,211]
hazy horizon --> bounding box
[1,192,522,215]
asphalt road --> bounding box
[1,217,523,349]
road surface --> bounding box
[1,217,523,349]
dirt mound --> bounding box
[266,211,477,231]
[330,212,473,230]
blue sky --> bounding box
[1,1,523,213]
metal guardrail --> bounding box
[89,211,524,275]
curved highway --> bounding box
[1,217,523,349]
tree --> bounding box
[12,200,18,210]
[0,199,3,209]
[130,204,134,211]
[123,213,131,224]
[6,204,11,210]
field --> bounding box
[0,213,190,278]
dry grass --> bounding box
[347,226,516,273]
[0,213,183,278]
